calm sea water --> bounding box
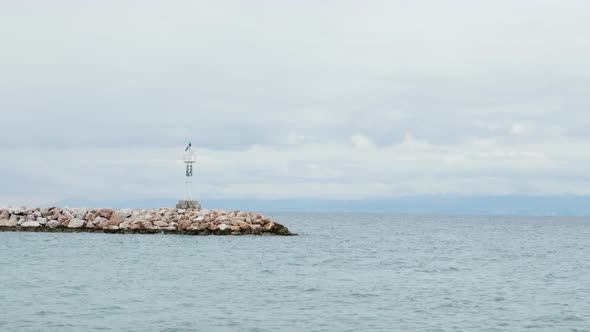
[1,213,589,332]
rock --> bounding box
[92,216,106,225]
[197,209,210,216]
[119,220,131,230]
[57,215,71,224]
[21,221,40,228]
[237,221,251,231]
[85,212,97,222]
[154,220,169,227]
[0,219,17,227]
[277,227,290,235]
[251,225,262,235]
[216,215,229,222]
[230,217,245,225]
[67,218,85,228]
[73,209,87,220]
[178,219,192,231]
[97,208,113,219]
[109,212,128,224]
[11,207,25,215]
[0,206,293,236]
[141,221,153,230]
[264,222,275,232]
[129,222,142,230]
[46,220,62,228]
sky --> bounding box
[1,0,590,206]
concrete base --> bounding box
[176,200,201,209]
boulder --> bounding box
[237,221,251,231]
[96,208,113,219]
[11,207,25,215]
[46,220,62,228]
[119,220,131,230]
[21,221,40,228]
[0,219,17,227]
[218,224,228,231]
[57,215,71,224]
[67,218,85,229]
[109,211,128,224]
[37,217,48,225]
[264,222,276,232]
[129,222,142,230]
[73,209,87,220]
[178,219,192,231]
[141,221,154,230]
[154,220,169,228]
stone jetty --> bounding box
[0,207,294,236]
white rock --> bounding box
[74,209,87,219]
[37,217,48,225]
[120,209,133,218]
[67,218,85,228]
[17,217,25,226]
[218,224,228,231]
[21,221,40,228]
[0,219,17,227]
[46,220,61,228]
[177,209,186,214]
[195,215,205,222]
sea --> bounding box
[1,213,589,332]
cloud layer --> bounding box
[1,1,589,204]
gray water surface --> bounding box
[1,213,589,331]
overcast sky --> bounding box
[1,0,589,205]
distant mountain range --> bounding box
[55,195,590,216]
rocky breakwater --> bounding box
[0,207,294,236]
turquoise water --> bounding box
[1,213,589,331]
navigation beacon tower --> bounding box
[176,142,201,209]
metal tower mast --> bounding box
[183,142,196,202]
